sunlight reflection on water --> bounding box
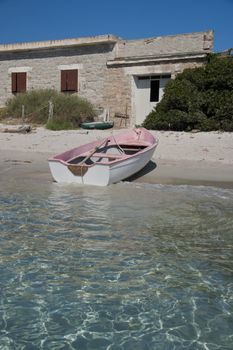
[0,183,233,349]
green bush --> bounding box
[5,89,96,130]
[143,55,233,131]
[0,107,8,120]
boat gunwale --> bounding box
[48,143,157,168]
[48,128,158,167]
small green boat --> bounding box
[80,121,114,130]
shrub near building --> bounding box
[6,89,96,130]
[143,54,233,131]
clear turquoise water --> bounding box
[0,182,233,349]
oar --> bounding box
[80,137,110,164]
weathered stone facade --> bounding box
[0,31,213,125]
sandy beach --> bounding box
[1,123,233,188]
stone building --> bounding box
[0,30,213,126]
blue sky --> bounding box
[0,0,232,52]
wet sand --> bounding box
[1,125,233,189]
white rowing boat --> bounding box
[48,128,158,186]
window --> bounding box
[150,79,160,102]
[138,76,150,80]
[12,72,27,93]
[61,69,78,92]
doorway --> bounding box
[134,74,171,125]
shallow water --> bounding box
[0,181,233,349]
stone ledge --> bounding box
[0,35,120,53]
[107,52,207,67]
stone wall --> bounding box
[103,66,131,119]
[0,31,214,124]
[0,43,116,108]
[117,30,213,58]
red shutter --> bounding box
[12,73,17,92]
[61,69,78,92]
[66,70,78,91]
[61,70,67,91]
[17,72,27,92]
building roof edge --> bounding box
[0,34,120,53]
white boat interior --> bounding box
[67,142,150,166]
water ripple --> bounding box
[0,184,233,349]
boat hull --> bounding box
[80,121,114,130]
[48,128,158,186]
[48,144,156,186]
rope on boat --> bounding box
[109,129,125,154]
[134,128,141,140]
[81,163,85,184]
[78,129,133,183]
[111,134,125,154]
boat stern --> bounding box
[48,159,111,186]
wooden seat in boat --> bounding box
[91,152,125,159]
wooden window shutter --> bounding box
[12,73,17,92]
[61,70,67,91]
[61,69,78,92]
[12,72,26,93]
[67,70,78,91]
[17,72,27,92]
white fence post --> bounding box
[48,100,54,121]
[21,105,25,120]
